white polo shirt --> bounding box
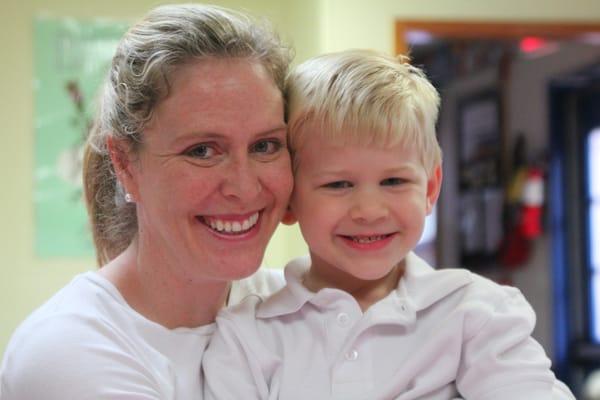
[203,252,574,400]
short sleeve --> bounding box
[456,286,575,400]
[0,314,166,400]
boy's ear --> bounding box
[425,164,443,215]
[281,206,297,225]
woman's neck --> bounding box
[99,241,230,329]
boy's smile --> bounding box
[286,134,442,295]
[339,232,396,250]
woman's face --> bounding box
[123,58,292,282]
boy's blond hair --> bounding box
[286,49,441,174]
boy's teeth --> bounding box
[352,235,385,243]
[205,212,259,234]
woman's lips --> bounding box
[197,211,262,238]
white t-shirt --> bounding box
[203,252,575,400]
[0,268,284,400]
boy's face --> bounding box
[286,134,442,284]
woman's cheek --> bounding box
[270,156,294,198]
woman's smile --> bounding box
[198,211,261,237]
[201,211,260,234]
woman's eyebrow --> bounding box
[254,124,288,137]
[170,125,287,147]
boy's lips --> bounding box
[197,211,262,236]
[338,232,396,250]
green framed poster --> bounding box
[34,17,128,257]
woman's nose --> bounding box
[220,157,262,202]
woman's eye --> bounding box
[324,181,353,189]
[185,144,216,159]
[251,139,282,155]
[381,177,406,186]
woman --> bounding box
[0,4,293,399]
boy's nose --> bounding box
[349,192,389,223]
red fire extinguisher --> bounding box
[520,167,544,239]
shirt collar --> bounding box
[256,252,473,320]
[256,255,314,319]
[400,252,473,311]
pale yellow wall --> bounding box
[2,0,599,358]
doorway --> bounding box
[395,20,600,398]
[550,69,600,394]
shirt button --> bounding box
[345,349,359,361]
[336,312,350,327]
[397,299,407,312]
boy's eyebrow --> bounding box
[382,165,421,174]
[321,163,420,173]
[308,168,346,178]
[308,164,420,179]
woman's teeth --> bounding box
[203,213,259,234]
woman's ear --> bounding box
[425,164,443,215]
[281,206,297,225]
[107,136,139,200]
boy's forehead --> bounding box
[292,132,423,169]
[294,120,373,144]
[289,117,434,172]
[294,127,415,154]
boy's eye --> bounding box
[251,139,283,155]
[323,181,353,189]
[381,177,407,186]
[185,143,217,159]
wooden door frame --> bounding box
[396,20,600,55]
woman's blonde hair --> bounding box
[83,4,292,265]
[286,49,441,174]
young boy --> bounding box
[202,50,574,400]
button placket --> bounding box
[327,299,368,386]
[327,306,358,371]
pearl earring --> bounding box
[124,193,134,203]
